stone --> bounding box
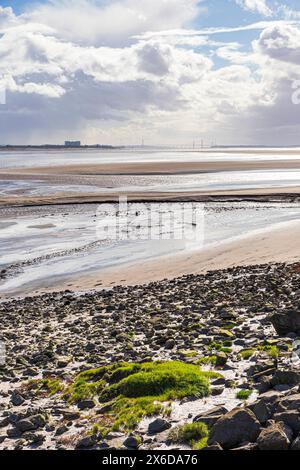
[291,436,300,450]
[215,352,227,367]
[211,386,224,396]
[257,422,291,450]
[273,411,300,433]
[250,399,272,424]
[208,408,261,449]
[10,392,25,407]
[15,419,36,433]
[194,406,228,427]
[148,418,171,434]
[270,310,300,336]
[277,394,300,412]
[76,435,98,449]
[77,400,95,410]
[123,435,142,449]
[202,443,223,450]
[271,370,300,387]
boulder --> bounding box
[250,399,271,424]
[273,411,300,433]
[193,405,228,427]
[291,436,300,450]
[208,408,260,449]
[277,394,300,412]
[271,370,300,387]
[270,310,300,336]
[148,418,171,434]
[257,422,291,450]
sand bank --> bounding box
[30,220,300,295]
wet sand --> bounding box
[2,159,300,176]
[28,219,300,296]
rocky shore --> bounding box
[0,262,300,450]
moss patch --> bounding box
[26,378,64,396]
[169,422,209,450]
[67,361,219,432]
[236,389,253,400]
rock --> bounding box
[215,352,227,367]
[77,400,95,410]
[23,432,45,445]
[202,443,223,450]
[7,428,22,438]
[57,356,72,368]
[55,426,68,436]
[271,370,300,387]
[231,442,258,451]
[270,310,300,336]
[194,406,228,427]
[148,418,171,434]
[211,386,224,396]
[277,394,300,412]
[209,408,260,449]
[76,435,98,449]
[164,339,175,350]
[291,436,300,450]
[15,419,36,433]
[273,411,300,433]
[257,422,291,450]
[250,399,272,424]
[123,435,142,449]
[10,392,25,407]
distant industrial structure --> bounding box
[64,140,81,147]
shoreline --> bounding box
[1,189,300,208]
[3,218,299,300]
[46,218,300,294]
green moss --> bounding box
[222,323,236,330]
[218,329,234,338]
[99,361,218,431]
[27,378,64,396]
[169,422,209,449]
[259,344,279,358]
[236,389,253,400]
[180,350,198,358]
[100,362,214,403]
[66,366,110,403]
[239,349,256,360]
[196,356,217,365]
[189,323,204,330]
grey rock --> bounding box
[257,422,291,450]
[77,400,95,410]
[148,418,171,434]
[270,310,300,336]
[123,435,142,449]
[291,436,300,450]
[11,392,25,407]
[209,408,261,449]
[273,411,300,433]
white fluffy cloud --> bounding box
[235,0,272,17]
[25,0,203,46]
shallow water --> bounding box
[0,201,299,296]
[1,169,300,197]
[1,148,300,170]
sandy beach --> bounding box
[37,218,299,294]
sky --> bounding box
[1,1,300,145]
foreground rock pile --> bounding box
[0,262,300,450]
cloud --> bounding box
[25,0,203,46]
[0,0,299,145]
[254,23,300,65]
[234,0,273,17]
